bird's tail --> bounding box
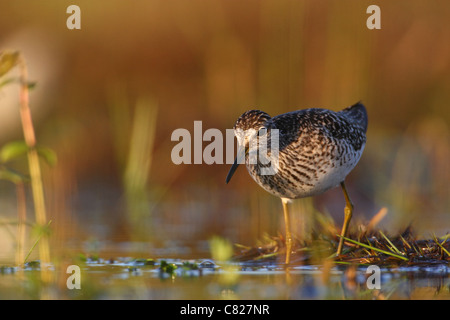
[340,102,368,133]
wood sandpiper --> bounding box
[226,102,368,264]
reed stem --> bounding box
[18,55,51,283]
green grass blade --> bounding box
[379,230,402,255]
[439,234,450,246]
[254,252,281,260]
[24,220,52,264]
[399,235,412,250]
[337,235,409,261]
[433,234,450,257]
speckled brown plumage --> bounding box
[226,102,368,262]
[231,102,367,200]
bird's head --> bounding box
[234,110,272,147]
[226,110,272,183]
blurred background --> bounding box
[0,0,448,263]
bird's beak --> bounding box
[226,145,247,184]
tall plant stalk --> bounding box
[18,55,51,282]
[15,182,26,266]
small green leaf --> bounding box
[27,81,37,90]
[0,141,28,163]
[37,146,57,167]
[0,51,20,77]
[159,260,177,277]
[0,141,57,166]
[0,166,28,184]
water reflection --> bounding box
[0,258,448,300]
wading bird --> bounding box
[226,102,368,264]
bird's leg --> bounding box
[337,181,354,256]
[281,198,292,265]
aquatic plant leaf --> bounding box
[159,260,178,279]
[0,141,28,163]
[0,141,57,166]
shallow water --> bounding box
[1,257,448,300]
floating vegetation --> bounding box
[233,226,450,268]
[0,251,448,300]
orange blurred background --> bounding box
[0,0,448,262]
